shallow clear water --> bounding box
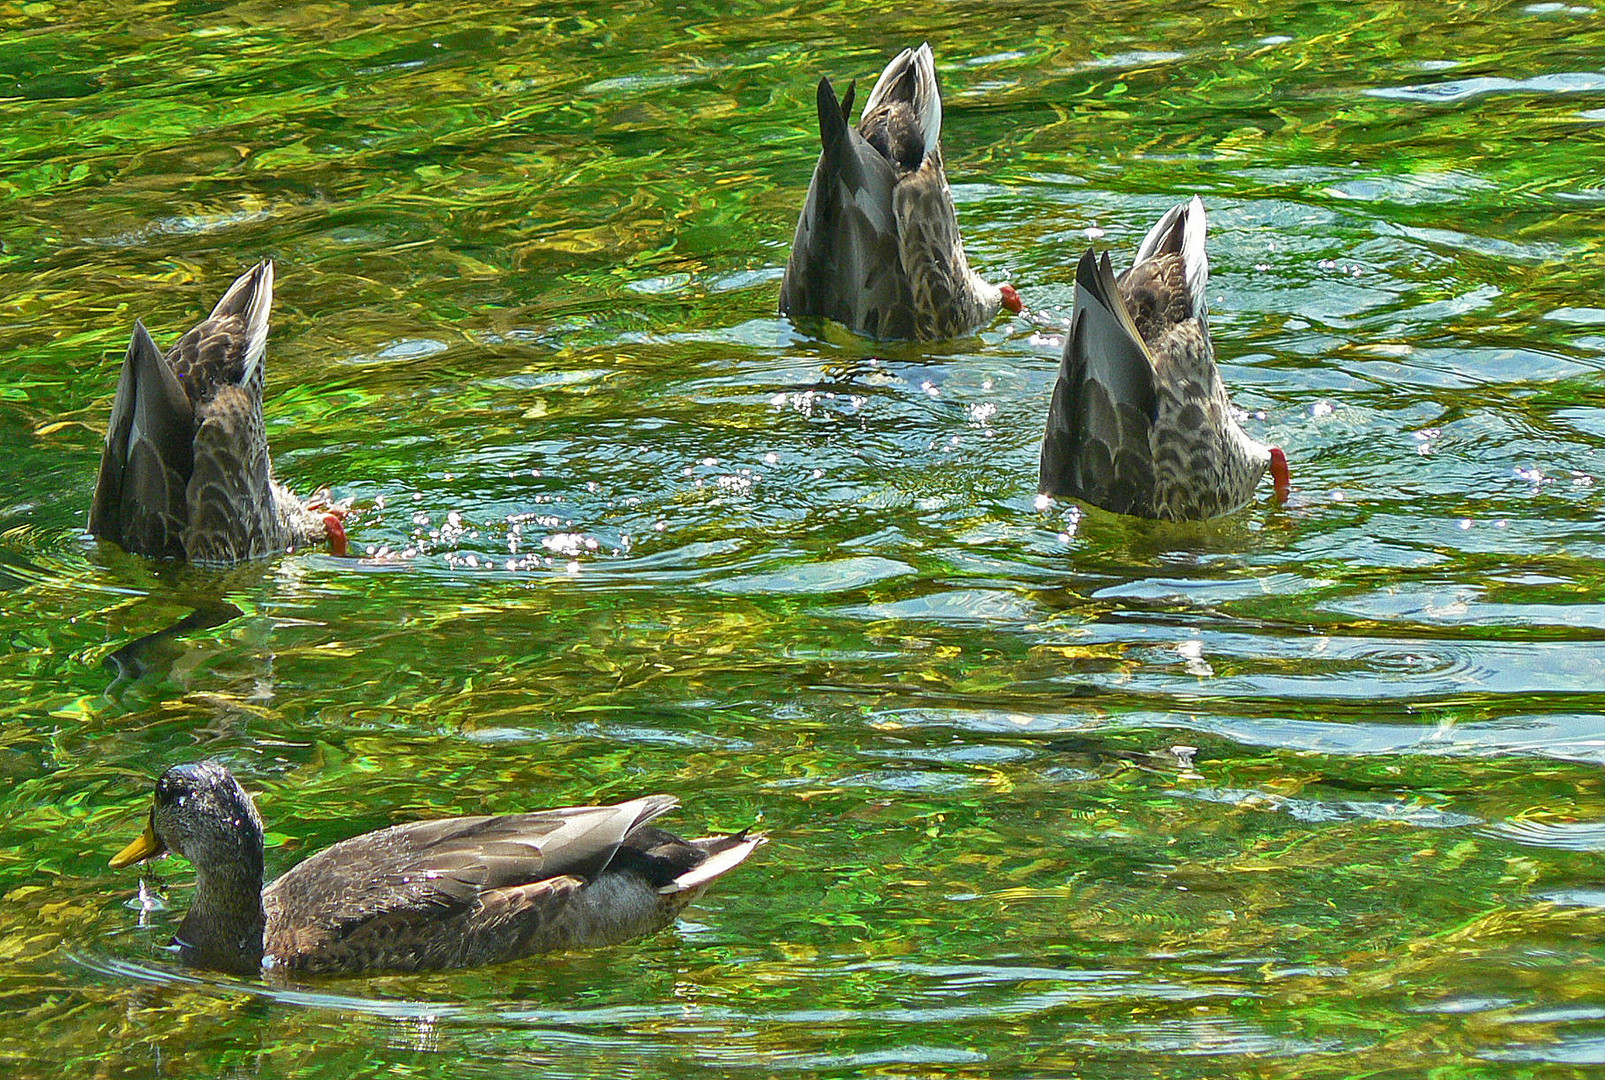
[4,0,1605,1076]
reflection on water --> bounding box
[3,0,1605,1077]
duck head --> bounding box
[111,761,264,874]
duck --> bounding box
[1038,197,1290,520]
[778,42,1022,341]
[88,261,347,564]
[110,761,766,976]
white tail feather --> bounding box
[206,260,275,383]
[861,42,942,153]
[659,833,767,894]
[1181,195,1209,317]
[1133,197,1210,318]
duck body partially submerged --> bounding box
[1039,197,1289,520]
[779,43,1020,341]
[88,261,345,564]
[112,761,764,976]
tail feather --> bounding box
[205,260,274,387]
[1132,196,1208,317]
[860,42,941,152]
[660,830,766,894]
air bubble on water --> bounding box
[126,878,167,917]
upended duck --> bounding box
[111,761,765,975]
[778,43,1022,341]
[88,261,347,564]
[1039,197,1290,520]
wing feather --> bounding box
[1039,250,1159,515]
[779,76,912,339]
[90,321,195,558]
[263,796,679,952]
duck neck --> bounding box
[176,849,266,975]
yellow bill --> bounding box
[110,811,166,868]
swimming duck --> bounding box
[1039,197,1290,520]
[88,261,347,564]
[778,43,1022,341]
[111,761,765,976]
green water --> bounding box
[5,0,1605,1075]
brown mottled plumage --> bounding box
[778,43,1021,341]
[110,761,765,976]
[88,262,345,564]
[1039,197,1289,520]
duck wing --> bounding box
[1039,248,1159,515]
[778,75,913,340]
[263,795,680,964]
[89,321,195,559]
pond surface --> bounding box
[4,0,1605,1076]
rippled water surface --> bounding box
[5,1,1605,1076]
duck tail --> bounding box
[1133,196,1209,317]
[659,829,767,894]
[207,260,274,386]
[862,42,941,152]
